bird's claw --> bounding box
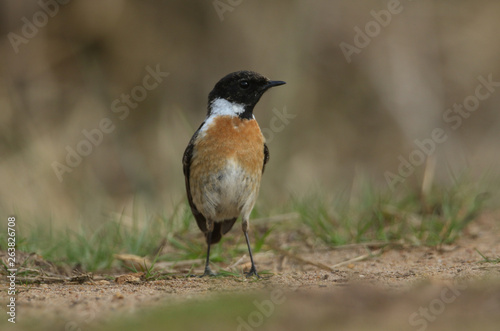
[245,266,260,278]
[199,267,217,278]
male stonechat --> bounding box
[182,70,285,277]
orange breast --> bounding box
[192,116,265,176]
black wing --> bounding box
[182,123,208,235]
[262,143,270,173]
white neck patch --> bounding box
[198,98,252,136]
[209,98,245,117]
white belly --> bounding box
[193,159,260,221]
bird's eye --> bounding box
[239,80,249,89]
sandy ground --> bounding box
[1,212,500,330]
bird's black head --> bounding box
[207,70,286,119]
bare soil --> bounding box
[1,212,500,330]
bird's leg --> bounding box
[201,222,216,277]
[242,219,259,278]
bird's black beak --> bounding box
[264,80,286,89]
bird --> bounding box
[182,70,286,277]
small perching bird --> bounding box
[182,70,286,277]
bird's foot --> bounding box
[245,266,260,278]
[199,267,217,278]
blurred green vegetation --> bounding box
[296,180,489,247]
[0,179,490,273]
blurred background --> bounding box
[1,0,500,223]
